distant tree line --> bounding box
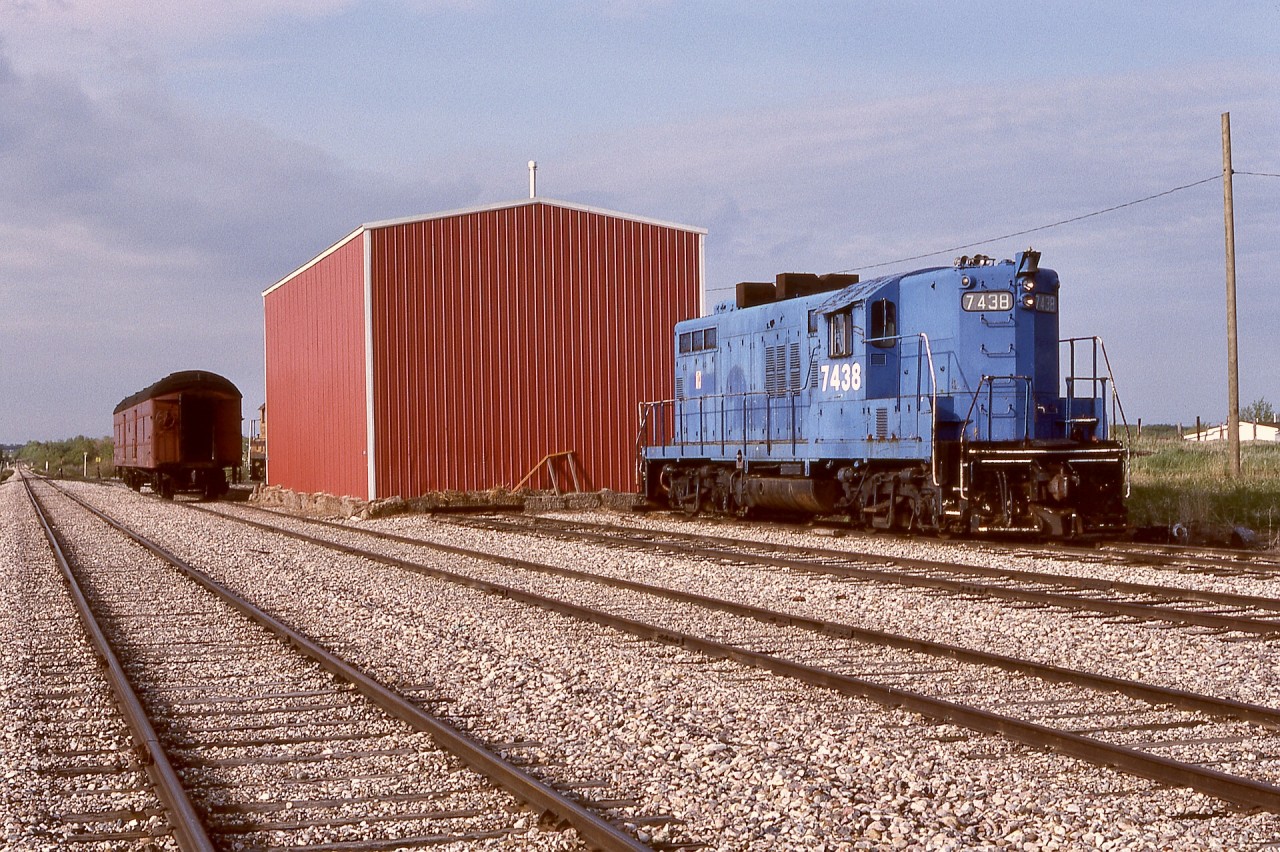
[1241,398,1276,425]
[16,436,115,478]
[1137,397,1276,440]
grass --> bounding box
[1126,434,1280,548]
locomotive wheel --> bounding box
[679,482,701,516]
[671,473,702,516]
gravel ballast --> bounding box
[10,481,1280,850]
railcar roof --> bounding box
[114,370,242,413]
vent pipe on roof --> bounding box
[528,160,537,198]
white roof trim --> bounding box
[264,198,707,299]
[263,226,364,298]
[360,197,707,236]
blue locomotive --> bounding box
[639,250,1128,537]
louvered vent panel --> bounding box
[765,346,780,395]
[876,408,889,438]
[675,377,684,399]
[789,342,801,390]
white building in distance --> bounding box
[1184,421,1280,442]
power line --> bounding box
[1236,170,1280,178]
[838,175,1221,274]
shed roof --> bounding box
[264,197,707,298]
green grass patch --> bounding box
[1127,435,1280,547]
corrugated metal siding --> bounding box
[368,201,701,497]
[263,235,369,498]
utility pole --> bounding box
[1222,112,1241,477]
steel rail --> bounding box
[480,515,1280,611]
[188,502,1280,811]
[44,482,651,852]
[22,476,217,852]
[853,528,1280,575]
[447,515,1280,635]
[208,503,1280,728]
[1097,540,1280,572]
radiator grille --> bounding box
[766,343,803,395]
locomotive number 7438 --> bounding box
[820,361,862,392]
[961,290,1013,312]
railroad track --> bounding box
[437,513,1280,638]
[3,484,176,848]
[829,514,1280,573]
[142,497,1280,814]
[1094,539,1280,576]
[731,513,1280,577]
[19,475,655,850]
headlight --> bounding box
[1022,278,1036,291]
[1022,295,1036,309]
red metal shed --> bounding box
[263,198,705,500]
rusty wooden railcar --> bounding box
[113,370,242,499]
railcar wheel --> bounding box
[155,474,174,500]
[202,471,227,501]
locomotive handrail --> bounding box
[866,332,941,486]
[958,375,1033,501]
[1060,335,1131,499]
[960,375,1034,442]
[1060,336,1132,444]
[640,332,940,480]
[635,400,674,485]
[643,390,806,453]
[919,333,940,487]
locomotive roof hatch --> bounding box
[815,264,959,316]
[814,274,901,315]
[114,370,242,414]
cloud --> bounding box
[553,67,1280,423]
[0,47,482,440]
[0,1,351,44]
[1,28,1277,441]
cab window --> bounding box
[870,299,897,349]
[829,310,853,357]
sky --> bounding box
[1,1,1278,442]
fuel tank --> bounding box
[739,476,840,513]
